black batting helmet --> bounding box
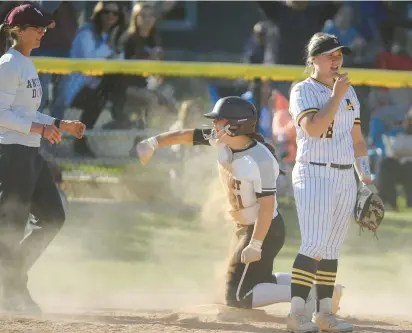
[204,96,257,137]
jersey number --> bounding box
[229,179,244,209]
[320,120,334,139]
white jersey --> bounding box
[289,77,360,165]
[193,129,279,224]
[215,141,279,224]
[0,48,55,147]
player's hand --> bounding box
[42,124,62,144]
[136,137,159,165]
[332,73,350,100]
[60,120,86,139]
[361,175,373,185]
[241,239,262,264]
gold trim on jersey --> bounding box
[297,108,319,125]
[354,117,361,125]
[310,77,333,89]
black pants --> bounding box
[71,75,128,129]
[376,157,412,208]
[225,213,285,309]
[71,83,108,130]
[0,144,65,289]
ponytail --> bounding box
[247,132,277,157]
[247,131,286,176]
[0,24,10,57]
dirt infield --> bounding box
[1,304,410,333]
[3,159,411,333]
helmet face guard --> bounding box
[225,119,257,136]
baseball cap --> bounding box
[309,35,351,57]
[4,4,55,28]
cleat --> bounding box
[313,312,352,332]
[287,310,320,332]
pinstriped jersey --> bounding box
[289,77,360,164]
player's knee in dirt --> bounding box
[38,201,66,231]
[225,285,253,309]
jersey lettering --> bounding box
[229,179,244,209]
[290,78,360,164]
[320,120,334,139]
[346,99,354,111]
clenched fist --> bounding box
[136,137,159,165]
[332,73,350,101]
[60,120,86,139]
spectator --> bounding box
[346,1,387,43]
[31,2,84,121]
[0,1,25,22]
[257,1,341,102]
[104,2,163,130]
[271,89,296,164]
[243,20,278,122]
[257,1,341,66]
[322,6,368,66]
[64,1,126,157]
[377,107,412,210]
[123,3,162,83]
[270,83,298,200]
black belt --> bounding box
[309,162,353,170]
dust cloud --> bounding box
[25,103,412,328]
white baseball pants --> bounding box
[292,162,357,260]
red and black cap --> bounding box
[309,35,351,57]
[4,4,55,28]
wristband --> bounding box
[249,239,263,251]
[41,124,46,137]
[54,119,61,128]
[146,136,159,150]
[354,156,371,179]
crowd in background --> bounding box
[241,1,412,210]
[0,0,411,210]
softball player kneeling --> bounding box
[136,96,343,313]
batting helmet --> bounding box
[204,96,257,137]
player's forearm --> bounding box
[155,129,195,147]
[353,139,368,158]
[303,95,342,137]
[251,198,274,242]
[353,137,372,184]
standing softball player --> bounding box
[0,4,85,313]
[136,96,344,313]
[286,32,374,332]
